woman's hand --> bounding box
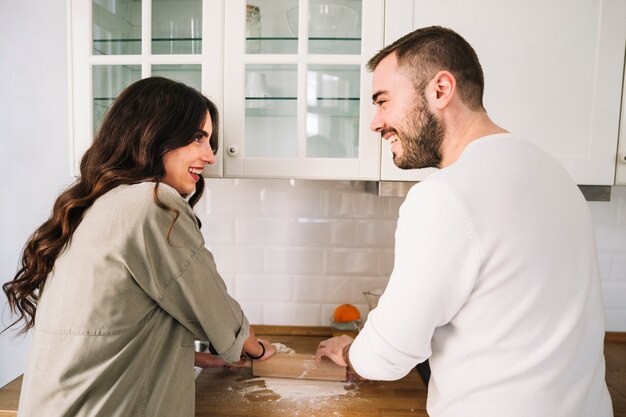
[255,337,277,361]
[242,329,277,361]
[314,335,354,367]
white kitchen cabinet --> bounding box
[69,0,385,181]
[69,0,223,177]
[223,0,384,179]
[381,0,626,185]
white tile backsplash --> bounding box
[611,255,626,282]
[265,248,324,274]
[293,276,353,303]
[294,218,354,246]
[263,303,321,326]
[199,181,626,331]
[325,248,381,275]
[236,275,293,302]
[235,217,293,244]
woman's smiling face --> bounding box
[162,112,215,195]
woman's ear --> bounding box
[429,70,455,110]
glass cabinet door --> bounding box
[224,0,383,179]
[70,0,222,177]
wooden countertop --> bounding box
[195,326,427,417]
[2,328,625,416]
[0,326,427,417]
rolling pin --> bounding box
[251,353,347,381]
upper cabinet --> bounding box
[69,0,625,185]
[222,0,383,179]
[69,0,224,177]
[382,0,626,185]
[69,0,385,180]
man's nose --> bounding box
[370,110,385,133]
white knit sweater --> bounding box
[350,134,612,417]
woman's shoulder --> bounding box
[99,182,192,218]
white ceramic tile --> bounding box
[594,225,626,252]
[378,249,395,276]
[265,248,324,274]
[354,219,396,247]
[235,217,293,244]
[220,274,236,295]
[326,191,384,218]
[605,309,626,332]
[587,200,619,225]
[597,254,613,282]
[325,248,380,275]
[236,275,292,303]
[294,218,354,246]
[197,189,211,215]
[293,276,353,303]
[262,188,326,217]
[200,217,235,245]
[240,303,264,325]
[208,187,263,215]
[263,303,321,326]
[601,283,626,309]
[350,277,390,305]
[208,245,265,274]
[610,254,626,282]
[385,196,405,219]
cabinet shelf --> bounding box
[93,38,202,55]
[245,97,359,117]
[246,37,361,42]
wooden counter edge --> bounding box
[251,325,333,337]
[1,329,624,416]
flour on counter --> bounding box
[272,342,296,354]
[252,377,350,401]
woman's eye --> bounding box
[194,135,204,143]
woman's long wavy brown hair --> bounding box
[3,77,219,335]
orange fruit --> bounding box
[333,304,361,323]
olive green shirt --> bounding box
[18,182,250,417]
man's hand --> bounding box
[314,335,354,367]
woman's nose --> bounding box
[203,147,216,165]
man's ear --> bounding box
[429,70,455,110]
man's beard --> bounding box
[387,94,445,170]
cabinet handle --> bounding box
[227,146,239,157]
[621,153,626,164]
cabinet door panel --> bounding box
[224,0,383,180]
[382,0,626,185]
[70,0,224,177]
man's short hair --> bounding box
[367,26,485,111]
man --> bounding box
[315,26,612,416]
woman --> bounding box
[3,77,275,416]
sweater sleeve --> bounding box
[124,184,249,363]
[349,179,482,380]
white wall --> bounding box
[1,0,625,391]
[0,0,72,387]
